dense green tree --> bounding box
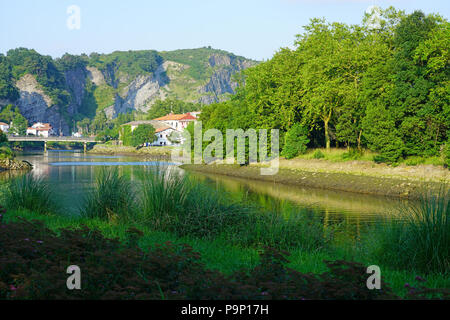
[0,104,16,123]
[130,124,156,147]
[282,123,310,159]
[10,108,28,135]
[146,98,200,120]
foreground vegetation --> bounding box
[0,168,448,299]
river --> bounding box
[3,150,412,234]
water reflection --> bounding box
[8,151,412,232]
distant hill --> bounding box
[0,47,257,134]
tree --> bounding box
[130,124,156,147]
[10,109,28,135]
[282,123,310,159]
[0,104,16,123]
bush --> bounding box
[0,146,14,159]
[3,174,58,215]
[80,168,136,220]
[282,124,309,159]
[3,217,446,300]
[443,142,450,168]
[404,156,425,166]
[313,150,325,159]
[342,148,363,160]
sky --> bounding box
[0,0,448,61]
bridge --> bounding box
[7,136,98,152]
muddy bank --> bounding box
[181,164,447,199]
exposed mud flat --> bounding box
[181,163,448,199]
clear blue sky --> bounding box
[1,0,448,61]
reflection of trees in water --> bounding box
[0,170,28,182]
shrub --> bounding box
[313,150,325,159]
[364,186,449,274]
[282,124,309,159]
[342,148,363,160]
[80,167,136,220]
[3,174,58,215]
[404,156,425,166]
[0,146,14,159]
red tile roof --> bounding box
[154,113,197,121]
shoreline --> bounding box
[181,163,448,199]
[87,144,448,199]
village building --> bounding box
[153,112,197,132]
[0,122,10,133]
[26,123,54,138]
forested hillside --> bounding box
[199,8,449,164]
[0,47,256,134]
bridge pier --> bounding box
[44,141,47,153]
[83,142,87,153]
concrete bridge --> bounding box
[7,136,98,152]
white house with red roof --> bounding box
[153,112,198,132]
[26,123,54,138]
[0,122,9,133]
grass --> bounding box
[80,167,137,221]
[1,166,449,297]
[137,166,331,250]
[2,173,59,215]
[294,148,445,166]
[362,185,449,275]
[3,208,449,297]
[296,148,378,162]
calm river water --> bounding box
[3,150,412,233]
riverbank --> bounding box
[181,161,449,199]
[0,158,33,172]
[3,209,448,298]
[89,143,174,158]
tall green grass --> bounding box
[3,173,59,215]
[137,166,330,251]
[364,185,449,274]
[80,167,137,221]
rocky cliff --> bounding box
[0,47,257,135]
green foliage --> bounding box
[7,217,443,300]
[80,168,136,220]
[130,124,156,147]
[89,50,162,79]
[282,123,310,159]
[313,150,325,159]
[0,104,16,123]
[3,174,59,215]
[364,186,449,274]
[10,109,28,136]
[160,47,249,80]
[0,130,8,143]
[0,146,13,159]
[146,98,200,120]
[0,55,19,101]
[197,9,448,167]
[120,125,133,146]
[444,141,450,168]
[7,48,70,107]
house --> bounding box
[121,120,176,146]
[153,112,197,132]
[0,122,9,133]
[26,123,54,137]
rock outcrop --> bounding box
[15,74,69,135]
[4,49,256,126]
